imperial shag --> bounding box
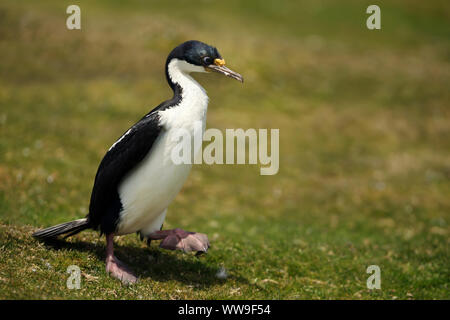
[32,40,243,284]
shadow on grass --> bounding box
[39,237,249,288]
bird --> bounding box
[32,40,243,284]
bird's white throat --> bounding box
[159,58,209,149]
[160,58,209,128]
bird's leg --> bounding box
[105,233,138,284]
[145,224,163,247]
[147,228,210,254]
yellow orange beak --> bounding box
[214,58,226,67]
[207,58,243,82]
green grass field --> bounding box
[0,0,449,299]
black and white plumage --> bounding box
[32,40,243,284]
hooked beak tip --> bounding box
[206,64,244,83]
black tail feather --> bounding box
[32,218,90,240]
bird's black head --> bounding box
[166,40,243,83]
[168,40,221,67]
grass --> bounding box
[0,0,449,299]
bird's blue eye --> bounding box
[203,56,213,65]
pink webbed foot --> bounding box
[105,233,137,285]
[106,255,138,285]
[148,228,210,254]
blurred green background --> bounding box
[0,0,449,299]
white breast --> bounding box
[115,59,208,236]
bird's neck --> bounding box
[166,59,207,101]
[165,59,208,113]
[159,59,209,128]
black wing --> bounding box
[88,112,162,234]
